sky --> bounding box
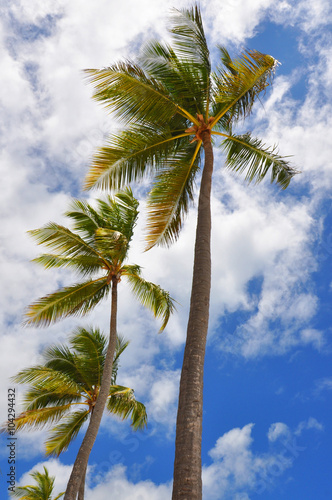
[0,0,332,498]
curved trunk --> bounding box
[172,131,213,500]
[64,277,118,500]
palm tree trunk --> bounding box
[77,464,86,500]
[64,277,118,500]
[172,131,213,500]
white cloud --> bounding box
[203,423,293,499]
[268,422,291,442]
[295,417,324,436]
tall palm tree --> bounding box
[10,466,64,500]
[83,5,298,499]
[24,189,174,499]
[9,328,146,500]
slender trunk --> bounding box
[64,277,118,500]
[77,464,86,500]
[172,131,213,500]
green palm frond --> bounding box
[85,61,190,124]
[68,327,107,387]
[24,277,109,327]
[85,124,188,190]
[12,404,72,432]
[45,409,90,456]
[10,466,63,500]
[170,5,211,78]
[211,49,276,125]
[12,366,82,397]
[65,199,104,242]
[107,385,147,430]
[32,254,103,276]
[95,227,128,261]
[146,142,201,248]
[222,132,299,188]
[123,268,175,331]
[140,41,208,116]
[29,223,104,262]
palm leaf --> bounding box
[211,49,276,125]
[32,254,104,276]
[24,277,109,327]
[107,385,147,430]
[45,409,90,456]
[146,142,201,248]
[222,132,299,188]
[85,124,189,191]
[123,268,175,331]
[85,61,195,125]
[11,404,72,432]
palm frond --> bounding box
[146,142,201,248]
[140,40,208,116]
[10,466,62,499]
[85,61,193,124]
[107,385,147,430]
[84,124,189,191]
[222,132,299,188]
[11,404,72,432]
[69,327,107,387]
[124,269,175,331]
[12,366,82,397]
[95,227,128,261]
[211,49,276,125]
[45,409,90,456]
[24,277,109,327]
[28,223,103,262]
[32,254,104,276]
[170,5,211,77]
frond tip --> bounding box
[223,133,299,189]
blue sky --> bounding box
[0,0,332,498]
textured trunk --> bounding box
[172,131,213,500]
[64,277,118,500]
[77,463,86,500]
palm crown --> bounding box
[25,188,174,330]
[84,6,298,249]
[10,466,64,500]
[9,327,147,457]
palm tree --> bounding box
[24,189,174,499]
[10,466,64,500]
[9,328,146,500]
[83,5,298,499]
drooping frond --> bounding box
[222,132,299,188]
[107,385,147,430]
[85,124,189,191]
[211,49,276,125]
[146,143,201,248]
[65,199,104,241]
[11,404,72,432]
[45,409,90,456]
[123,267,175,331]
[24,277,109,327]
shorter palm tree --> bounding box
[7,327,147,499]
[23,188,174,499]
[10,466,64,500]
